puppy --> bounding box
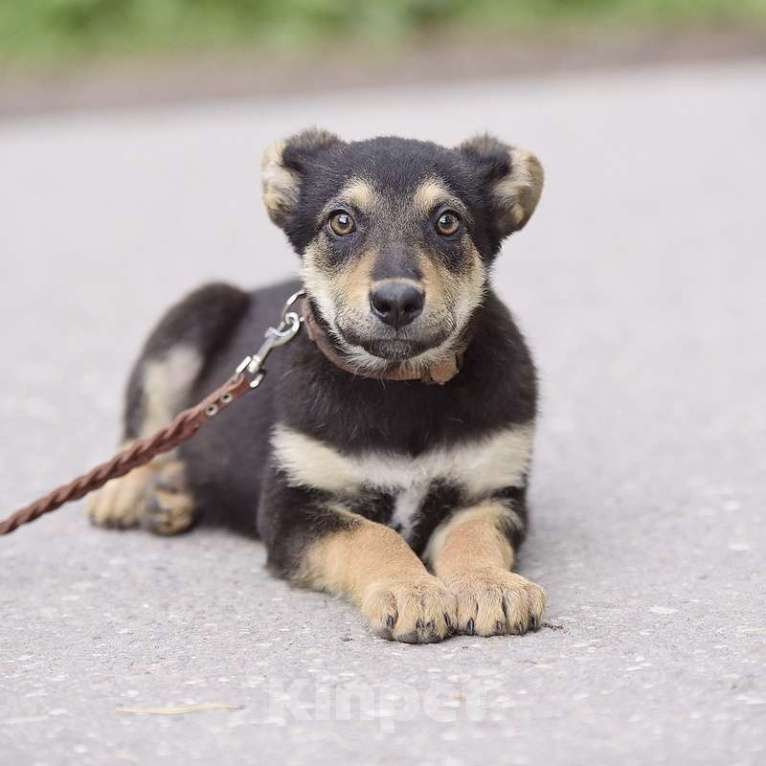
[89,130,546,643]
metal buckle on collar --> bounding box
[235,289,305,389]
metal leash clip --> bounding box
[235,289,305,389]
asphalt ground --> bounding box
[1,61,765,765]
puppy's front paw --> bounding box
[443,567,546,637]
[362,576,457,644]
[87,466,153,529]
[142,461,196,536]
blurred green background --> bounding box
[3,0,766,69]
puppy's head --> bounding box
[262,130,543,370]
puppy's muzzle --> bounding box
[369,280,424,330]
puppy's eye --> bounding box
[328,210,356,237]
[435,210,461,237]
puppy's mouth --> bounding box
[357,337,431,361]
[337,324,452,362]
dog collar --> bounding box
[300,299,466,385]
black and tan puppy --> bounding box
[88,130,546,644]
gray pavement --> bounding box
[1,62,765,765]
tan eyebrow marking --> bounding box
[339,177,379,211]
[318,177,382,225]
[412,177,469,220]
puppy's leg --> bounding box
[262,478,457,644]
[88,283,250,532]
[425,494,545,636]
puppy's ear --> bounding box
[261,128,341,229]
[458,134,544,239]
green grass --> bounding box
[2,0,766,69]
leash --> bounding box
[0,290,305,536]
[0,286,469,537]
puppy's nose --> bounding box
[369,281,424,329]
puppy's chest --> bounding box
[271,423,534,543]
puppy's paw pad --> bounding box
[362,576,457,644]
[445,568,546,637]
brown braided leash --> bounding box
[0,290,305,537]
